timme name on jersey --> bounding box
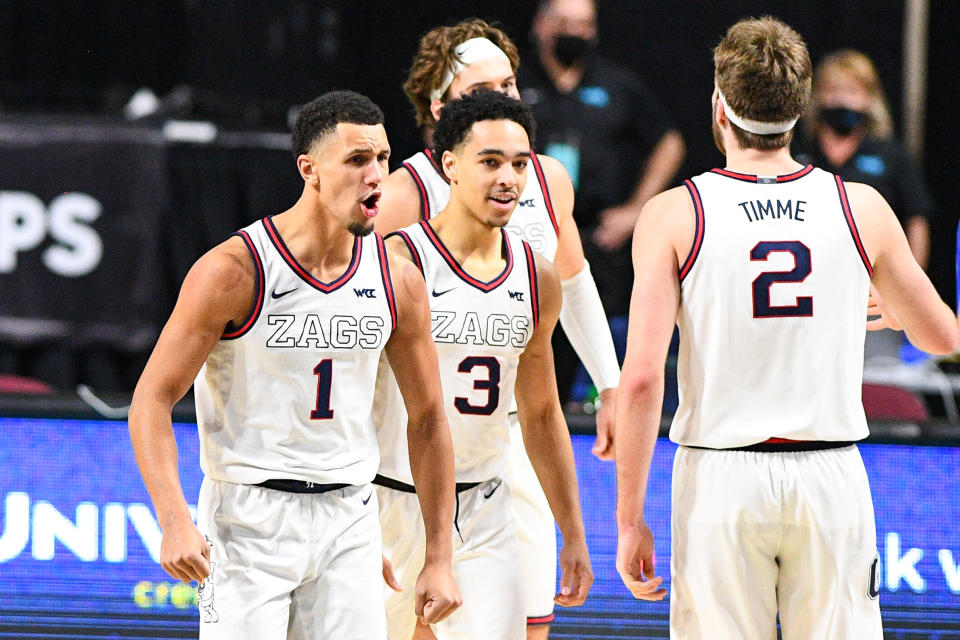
[401,149,560,260]
[375,222,539,484]
[195,216,397,487]
[672,165,871,449]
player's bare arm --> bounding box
[848,182,959,353]
[128,237,254,584]
[614,187,691,602]
[594,129,685,251]
[383,246,462,625]
[514,252,593,607]
[376,168,424,235]
[540,152,620,460]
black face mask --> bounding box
[819,107,868,136]
[553,34,592,67]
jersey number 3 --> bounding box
[455,356,501,415]
[751,241,812,318]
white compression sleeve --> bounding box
[558,261,620,392]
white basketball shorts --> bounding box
[196,478,386,639]
[378,477,525,640]
[670,444,883,639]
[505,412,558,624]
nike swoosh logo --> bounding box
[361,491,373,505]
[271,288,297,299]
[432,287,456,297]
[483,479,502,500]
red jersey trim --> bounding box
[262,216,362,293]
[419,221,514,292]
[679,179,705,282]
[401,162,430,221]
[710,164,814,183]
[375,233,398,331]
[385,230,424,275]
[834,175,874,277]
[222,229,264,340]
[529,152,560,236]
[523,241,540,329]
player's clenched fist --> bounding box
[414,561,462,625]
[160,519,211,584]
[616,522,666,601]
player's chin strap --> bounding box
[559,261,620,395]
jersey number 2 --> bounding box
[311,359,334,420]
[751,241,812,318]
[455,356,501,415]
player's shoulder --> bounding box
[643,184,694,220]
[199,235,255,285]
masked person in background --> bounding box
[519,0,684,406]
[798,49,932,270]
[797,49,936,363]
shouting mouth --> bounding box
[360,192,381,218]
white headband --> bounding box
[717,89,798,135]
[430,38,512,101]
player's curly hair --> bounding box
[432,89,535,158]
[292,90,384,157]
[404,18,521,128]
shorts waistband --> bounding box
[255,479,350,494]
[373,473,481,494]
[686,439,856,453]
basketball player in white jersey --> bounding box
[376,90,592,640]
[377,20,618,637]
[128,91,461,638]
[614,18,959,639]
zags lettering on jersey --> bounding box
[265,314,386,349]
[430,311,529,347]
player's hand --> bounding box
[382,554,403,592]
[555,537,593,606]
[593,204,639,251]
[867,285,903,331]
[592,387,617,460]
[414,560,462,625]
[616,522,666,601]
[160,519,210,584]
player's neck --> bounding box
[273,196,358,278]
[722,145,804,177]
[432,205,506,271]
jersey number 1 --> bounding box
[751,241,812,318]
[311,359,334,420]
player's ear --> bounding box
[442,150,458,183]
[429,99,445,122]
[297,154,320,187]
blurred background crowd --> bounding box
[0,0,957,413]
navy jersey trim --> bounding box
[385,230,424,275]
[523,241,541,329]
[222,229,264,340]
[424,148,450,184]
[529,152,560,236]
[835,175,874,277]
[262,216,363,293]
[419,220,514,292]
[401,162,430,221]
[375,233,398,331]
[679,179,705,282]
[710,164,814,183]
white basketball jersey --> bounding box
[401,149,560,260]
[671,166,872,448]
[195,217,397,485]
[375,222,540,483]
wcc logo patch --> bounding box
[354,287,376,298]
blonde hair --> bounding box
[403,19,521,128]
[714,16,812,151]
[806,49,894,139]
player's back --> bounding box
[401,149,560,259]
[671,165,871,448]
[195,217,396,485]
[375,221,540,483]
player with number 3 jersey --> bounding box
[375,90,592,640]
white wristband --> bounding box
[559,261,621,392]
